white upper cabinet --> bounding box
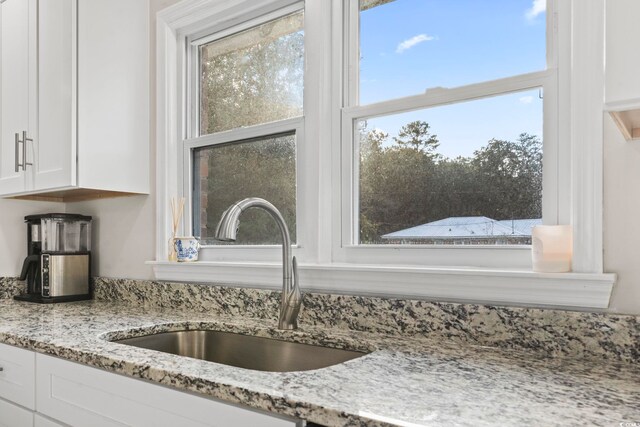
[0,0,149,202]
[0,0,36,195]
[35,0,76,191]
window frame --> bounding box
[152,0,615,310]
[180,1,311,262]
[333,0,561,268]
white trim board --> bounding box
[148,261,616,309]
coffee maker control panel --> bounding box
[42,254,50,297]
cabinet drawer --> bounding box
[0,397,34,427]
[36,354,302,427]
[0,343,36,409]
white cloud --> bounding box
[396,34,434,54]
[519,96,533,104]
[525,0,546,21]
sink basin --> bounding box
[113,330,368,372]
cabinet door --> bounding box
[34,0,76,191]
[0,343,36,410]
[76,0,149,194]
[0,0,36,195]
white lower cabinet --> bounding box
[35,354,302,427]
[0,398,34,427]
[0,343,303,427]
[0,342,36,410]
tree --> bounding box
[200,14,304,134]
[358,122,543,243]
[470,133,542,220]
[393,121,440,157]
[200,136,297,245]
[359,124,440,242]
[198,15,303,244]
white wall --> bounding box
[1,0,639,313]
[0,200,65,275]
[602,0,640,314]
[68,196,155,279]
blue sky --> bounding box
[360,0,546,158]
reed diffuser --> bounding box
[169,196,185,261]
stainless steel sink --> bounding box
[113,330,367,372]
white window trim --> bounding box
[150,0,615,310]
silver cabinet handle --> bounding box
[15,131,33,172]
[15,133,20,172]
[14,132,21,172]
[22,131,33,169]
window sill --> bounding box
[146,261,616,310]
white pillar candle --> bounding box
[531,225,573,273]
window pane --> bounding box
[199,11,304,135]
[359,0,546,104]
[194,133,297,245]
[358,90,542,245]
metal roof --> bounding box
[496,218,542,236]
[381,216,542,239]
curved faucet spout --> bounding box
[215,197,302,330]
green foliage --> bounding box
[196,13,303,245]
[359,122,543,244]
[393,121,440,156]
[200,16,304,135]
[198,135,296,245]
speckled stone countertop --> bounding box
[0,279,639,426]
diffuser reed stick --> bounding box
[169,196,185,261]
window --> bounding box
[156,0,613,308]
[193,133,297,245]
[186,5,304,247]
[197,11,304,135]
[344,0,554,248]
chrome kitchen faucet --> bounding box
[214,198,302,330]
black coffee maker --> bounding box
[15,213,92,303]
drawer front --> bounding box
[36,354,301,427]
[0,397,34,427]
[0,343,36,409]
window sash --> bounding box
[181,2,307,259]
[187,2,305,140]
[183,118,306,257]
[345,0,557,108]
[335,0,561,265]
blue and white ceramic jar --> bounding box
[174,237,200,262]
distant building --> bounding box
[381,216,542,245]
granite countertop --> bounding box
[0,298,639,427]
